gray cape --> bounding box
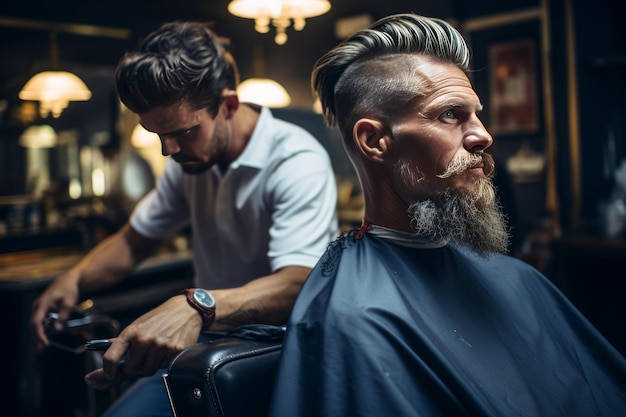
[269,230,626,416]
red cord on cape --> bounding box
[354,222,371,240]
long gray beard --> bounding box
[408,179,510,256]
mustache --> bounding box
[437,152,495,179]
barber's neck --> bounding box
[219,103,260,170]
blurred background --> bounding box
[0,0,624,416]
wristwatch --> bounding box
[181,288,216,331]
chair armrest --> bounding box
[163,325,284,417]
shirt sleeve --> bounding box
[265,148,338,271]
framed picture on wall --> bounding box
[489,39,539,135]
[462,9,553,243]
[463,10,544,140]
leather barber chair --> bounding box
[163,324,285,417]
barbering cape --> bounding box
[269,231,626,416]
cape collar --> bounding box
[355,222,448,249]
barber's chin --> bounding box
[181,162,212,174]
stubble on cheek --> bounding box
[394,158,425,187]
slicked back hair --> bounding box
[311,13,471,150]
[116,21,239,116]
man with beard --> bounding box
[269,13,626,417]
[29,21,338,417]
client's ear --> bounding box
[353,119,391,164]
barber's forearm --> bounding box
[68,238,136,294]
[72,224,161,293]
[209,265,310,330]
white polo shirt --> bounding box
[130,106,338,289]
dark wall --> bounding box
[1,0,624,238]
[543,0,625,236]
[572,0,625,228]
[0,1,454,197]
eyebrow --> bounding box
[430,99,484,114]
[159,125,196,138]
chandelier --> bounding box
[228,0,331,45]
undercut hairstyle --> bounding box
[116,21,240,116]
[311,13,471,150]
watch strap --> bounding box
[181,288,216,331]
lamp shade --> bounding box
[19,71,92,118]
[18,124,58,148]
[131,123,160,148]
[237,78,291,108]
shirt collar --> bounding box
[229,105,273,170]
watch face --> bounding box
[192,289,215,308]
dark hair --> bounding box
[116,21,239,116]
[312,13,470,146]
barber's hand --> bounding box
[29,272,81,351]
[84,295,203,390]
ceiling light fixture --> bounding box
[18,124,59,148]
[228,0,331,45]
[238,78,291,107]
[19,71,92,118]
[130,123,160,148]
[237,45,291,107]
[18,29,91,118]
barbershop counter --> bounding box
[0,248,194,417]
